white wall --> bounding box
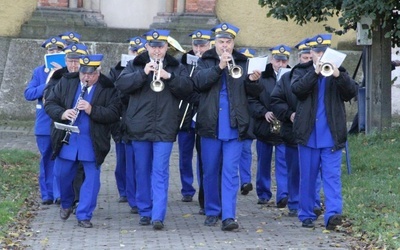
[100,0,166,29]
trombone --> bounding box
[150,59,164,92]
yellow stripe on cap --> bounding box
[79,58,101,67]
[214,28,237,38]
[64,48,87,55]
[297,44,309,50]
[61,35,79,43]
[271,49,290,56]
[146,35,169,41]
[192,34,211,40]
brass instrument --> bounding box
[150,59,164,92]
[222,49,243,79]
[270,118,281,134]
[226,50,243,78]
[320,62,334,77]
[178,60,197,129]
[61,83,88,144]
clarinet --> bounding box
[61,82,89,145]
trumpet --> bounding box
[61,82,88,144]
[320,62,334,77]
[223,49,243,79]
[150,59,164,92]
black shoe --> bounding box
[118,196,128,203]
[130,206,138,214]
[181,196,193,202]
[152,220,164,230]
[54,198,61,205]
[240,183,253,195]
[221,218,239,231]
[204,216,219,226]
[78,220,93,228]
[139,216,151,226]
[277,197,288,208]
[313,207,322,218]
[302,218,315,228]
[41,200,53,205]
[257,198,269,205]
[326,214,342,230]
[60,208,73,220]
[198,208,205,215]
[72,202,79,215]
[288,209,297,217]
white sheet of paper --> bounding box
[320,48,347,68]
[121,54,136,67]
[277,68,291,81]
[186,54,199,65]
[247,56,268,74]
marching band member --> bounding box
[44,42,89,206]
[193,23,263,231]
[108,36,147,214]
[270,38,314,217]
[45,54,121,228]
[249,44,291,208]
[115,29,192,230]
[24,36,66,206]
[238,48,257,196]
[178,29,212,207]
[290,34,357,229]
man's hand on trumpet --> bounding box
[145,61,172,79]
[219,49,231,70]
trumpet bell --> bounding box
[321,62,334,77]
[150,79,164,92]
[229,65,243,79]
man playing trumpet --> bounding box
[290,34,358,230]
[193,22,263,231]
[115,29,192,230]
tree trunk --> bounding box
[365,17,392,133]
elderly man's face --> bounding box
[271,57,289,73]
[66,58,80,73]
[299,53,312,64]
[79,70,100,87]
[146,43,168,61]
[192,41,210,58]
[215,37,235,56]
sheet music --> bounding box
[320,48,347,68]
[247,56,268,74]
[44,53,66,70]
[277,68,291,81]
[121,54,136,67]
[54,122,80,133]
[186,54,199,65]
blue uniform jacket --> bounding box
[24,65,51,135]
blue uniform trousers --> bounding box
[55,157,101,221]
[133,141,173,222]
[285,145,299,211]
[177,129,196,197]
[125,141,136,208]
[256,141,288,203]
[36,135,56,201]
[298,145,343,226]
[239,139,253,185]
[114,141,127,198]
[201,137,242,220]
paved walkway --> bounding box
[0,126,352,249]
